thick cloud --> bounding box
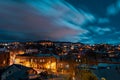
[0,0,120,44]
[0,0,94,42]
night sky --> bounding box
[0,0,120,44]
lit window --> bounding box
[40,59,42,62]
[3,60,6,64]
[43,59,45,62]
[66,64,69,68]
[31,59,33,62]
[79,59,81,62]
[35,59,37,62]
[76,59,78,62]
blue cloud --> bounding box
[98,18,109,24]
[107,0,120,16]
[27,0,95,30]
[0,0,120,44]
[26,0,96,42]
[92,26,111,35]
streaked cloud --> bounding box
[0,0,120,44]
[89,26,111,35]
[0,0,95,42]
[28,0,95,30]
[98,18,109,23]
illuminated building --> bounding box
[0,52,10,67]
[25,49,38,53]
[0,51,18,67]
[15,53,59,72]
[39,41,53,46]
[11,42,20,45]
[0,47,24,67]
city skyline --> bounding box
[0,0,120,44]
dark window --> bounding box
[9,71,11,74]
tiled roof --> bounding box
[17,53,60,59]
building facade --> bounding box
[15,53,59,72]
[0,52,10,67]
